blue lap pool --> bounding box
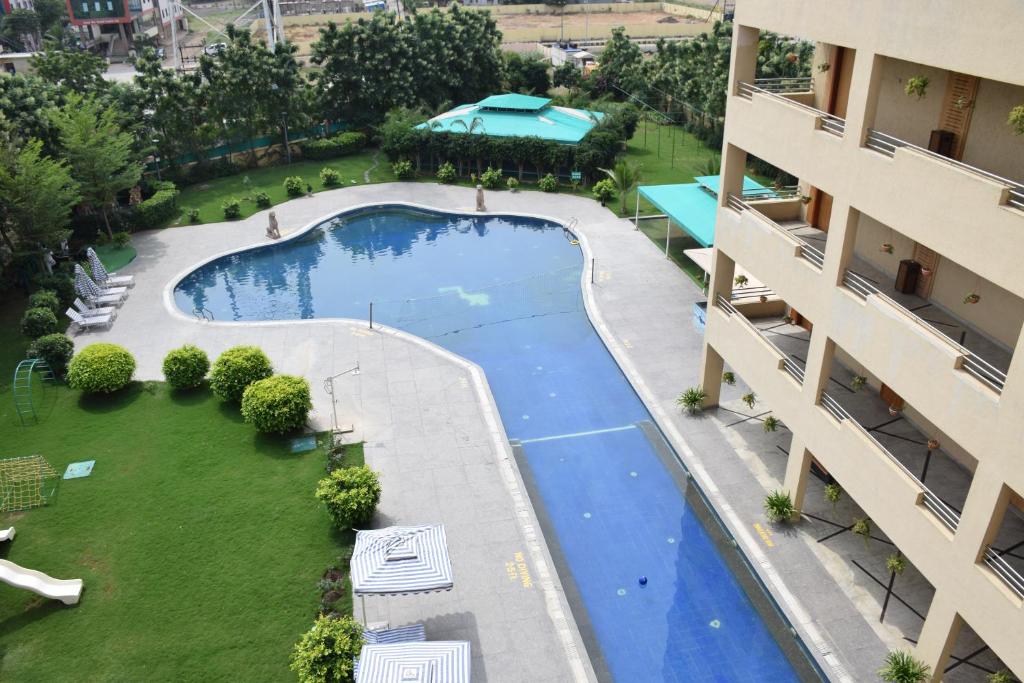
[175,206,823,682]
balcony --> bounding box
[736,80,846,137]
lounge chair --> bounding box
[77,288,124,307]
[86,248,134,288]
[66,308,113,332]
[74,298,117,318]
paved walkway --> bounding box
[86,182,891,681]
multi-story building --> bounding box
[0,0,35,15]
[699,1,1024,678]
[65,0,183,57]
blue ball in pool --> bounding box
[638,576,648,586]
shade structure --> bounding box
[73,264,101,299]
[351,525,453,598]
[356,641,470,683]
[85,248,114,284]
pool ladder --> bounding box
[564,218,580,245]
[192,307,215,321]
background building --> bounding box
[699,0,1024,678]
[65,0,183,57]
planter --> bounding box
[963,293,981,304]
[927,438,940,451]
[888,405,900,416]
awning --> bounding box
[351,525,453,596]
[356,641,471,683]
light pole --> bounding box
[271,83,291,164]
[323,362,360,435]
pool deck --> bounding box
[81,182,888,681]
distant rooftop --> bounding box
[418,94,604,145]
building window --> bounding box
[107,1,113,8]
[94,1,100,9]
[82,2,88,12]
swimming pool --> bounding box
[175,206,823,682]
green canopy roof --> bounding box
[477,94,552,112]
[638,175,769,247]
[417,94,604,144]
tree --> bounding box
[49,94,142,238]
[595,27,647,99]
[33,0,66,36]
[0,75,64,155]
[503,52,551,95]
[0,137,80,258]
[878,650,930,683]
[600,159,641,216]
[1,9,40,52]
[30,42,108,92]
[553,61,582,93]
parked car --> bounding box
[204,43,226,56]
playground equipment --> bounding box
[0,455,61,513]
[12,358,54,426]
[0,528,83,605]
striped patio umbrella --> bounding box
[351,525,453,622]
[355,641,471,683]
[86,248,111,283]
[73,264,101,300]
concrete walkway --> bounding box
[85,182,890,681]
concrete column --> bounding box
[821,200,856,287]
[951,462,1010,563]
[700,343,725,408]
[727,24,759,98]
[842,52,884,148]
[718,143,748,209]
[700,248,736,407]
[914,591,962,682]
[802,331,834,407]
[783,435,814,512]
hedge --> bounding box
[240,375,312,434]
[162,345,210,390]
[315,465,382,530]
[301,132,367,161]
[21,307,59,338]
[133,187,180,229]
[28,333,75,376]
[209,345,273,402]
[67,343,136,393]
[28,290,61,316]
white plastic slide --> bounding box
[0,527,14,542]
[0,559,83,605]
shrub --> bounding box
[436,161,456,183]
[391,160,414,180]
[67,343,135,393]
[28,289,60,316]
[240,375,312,434]
[112,231,131,248]
[284,176,305,197]
[824,483,842,510]
[538,173,558,192]
[741,392,757,409]
[762,415,781,432]
[721,371,735,386]
[480,166,502,189]
[21,307,59,338]
[878,650,930,683]
[853,517,872,547]
[320,167,341,187]
[904,75,929,99]
[506,176,519,191]
[188,208,201,222]
[209,345,273,402]
[300,131,367,160]
[764,490,796,522]
[132,187,179,229]
[254,191,271,208]
[676,386,707,414]
[1009,105,1024,136]
[162,344,210,390]
[592,178,616,204]
[290,614,364,683]
[886,553,906,576]
[315,465,381,529]
[222,198,241,219]
[33,273,75,308]
[27,333,75,376]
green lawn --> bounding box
[92,244,136,273]
[175,150,394,226]
[0,381,360,682]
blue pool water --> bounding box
[176,207,817,682]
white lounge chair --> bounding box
[0,527,14,542]
[74,298,117,318]
[79,289,125,307]
[66,308,113,332]
[87,247,134,288]
[95,281,128,296]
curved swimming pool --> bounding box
[175,206,821,682]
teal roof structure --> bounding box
[638,175,769,247]
[417,95,605,144]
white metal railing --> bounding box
[799,243,825,269]
[731,285,774,302]
[865,129,1024,211]
[782,357,805,384]
[744,184,800,200]
[726,193,749,212]
[732,193,825,271]
[841,268,1007,393]
[715,293,739,315]
[737,81,846,137]
[922,490,960,532]
[819,391,850,422]
[984,546,1024,599]
[751,76,813,93]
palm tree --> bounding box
[599,160,641,216]
[878,650,930,683]
[451,116,485,176]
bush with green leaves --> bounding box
[592,178,616,204]
[762,415,781,432]
[764,490,796,522]
[284,176,306,197]
[27,333,75,376]
[392,160,414,180]
[300,131,367,160]
[21,307,59,339]
[436,161,456,183]
[289,614,364,683]
[209,345,273,402]
[315,465,382,529]
[33,273,75,308]
[67,343,136,394]
[721,371,735,386]
[240,375,312,434]
[28,290,60,316]
[676,386,707,414]
[254,191,271,208]
[878,650,930,683]
[162,344,210,390]
[320,167,341,187]
[853,517,872,547]
[824,483,842,510]
[113,231,131,248]
[988,670,1015,683]
[480,166,502,189]
[538,173,558,192]
[506,176,519,191]
[188,208,201,222]
[222,198,241,219]
[741,392,757,409]
[132,187,179,229]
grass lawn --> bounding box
[92,244,137,273]
[175,150,395,226]
[0,381,361,682]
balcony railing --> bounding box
[736,81,846,137]
[865,129,1024,211]
[984,546,1024,599]
[782,357,805,385]
[922,490,960,533]
[743,184,800,200]
[728,193,824,271]
[798,242,825,269]
[716,294,802,386]
[819,390,850,422]
[841,268,1007,393]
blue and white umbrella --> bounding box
[356,641,471,683]
[86,248,133,287]
[351,525,453,622]
[74,264,101,300]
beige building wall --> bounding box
[700,1,1024,680]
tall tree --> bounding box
[503,52,551,95]
[0,137,80,256]
[0,75,64,155]
[444,4,504,104]
[552,61,582,94]
[1,9,40,51]
[33,0,67,36]
[30,43,108,92]
[49,94,142,238]
[134,49,216,166]
[594,27,647,99]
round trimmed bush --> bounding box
[67,343,136,394]
[21,306,59,338]
[240,375,312,434]
[162,344,210,390]
[284,175,305,197]
[436,161,456,184]
[28,289,61,316]
[27,333,75,377]
[209,345,273,402]
[315,465,381,529]
[538,173,558,192]
[290,614,364,683]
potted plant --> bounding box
[676,387,707,414]
[764,490,797,523]
[1009,105,1024,136]
[920,266,933,277]
[852,517,872,548]
[878,650,930,683]
[888,405,901,416]
[851,375,867,392]
[963,293,981,304]
[824,483,842,511]
[763,415,781,433]
[741,392,757,409]
[926,438,940,451]
[759,294,768,303]
[904,75,929,99]
[733,274,749,287]
[880,243,894,254]
[722,371,735,386]
[816,62,830,73]
[988,670,1015,683]
[799,195,812,205]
